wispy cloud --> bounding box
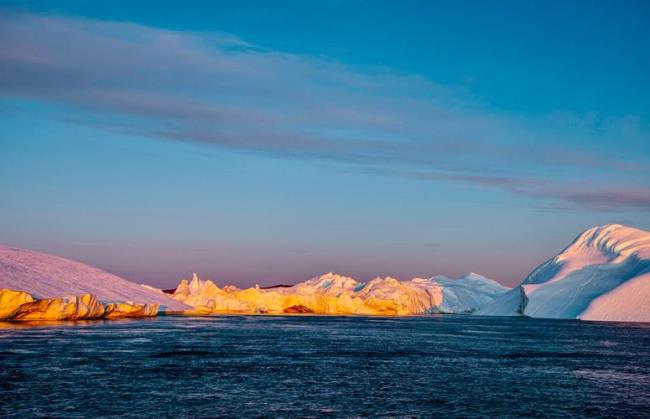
[409,171,650,210]
[1,12,648,210]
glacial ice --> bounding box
[476,224,650,322]
[0,245,189,311]
[172,272,509,315]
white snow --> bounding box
[579,272,650,322]
[0,245,189,311]
[476,224,650,322]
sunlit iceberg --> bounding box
[172,271,509,315]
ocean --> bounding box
[1,315,649,417]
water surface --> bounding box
[1,315,649,417]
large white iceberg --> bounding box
[477,224,650,322]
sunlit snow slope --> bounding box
[0,245,189,311]
[477,224,650,322]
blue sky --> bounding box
[1,0,649,287]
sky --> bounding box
[1,0,649,288]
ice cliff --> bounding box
[0,289,159,321]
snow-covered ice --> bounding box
[0,245,189,311]
[477,224,650,322]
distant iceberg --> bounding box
[171,271,509,315]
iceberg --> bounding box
[172,272,509,315]
[0,245,189,311]
[477,224,650,322]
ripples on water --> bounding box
[1,315,649,417]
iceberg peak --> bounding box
[560,224,650,262]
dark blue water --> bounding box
[1,315,649,418]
